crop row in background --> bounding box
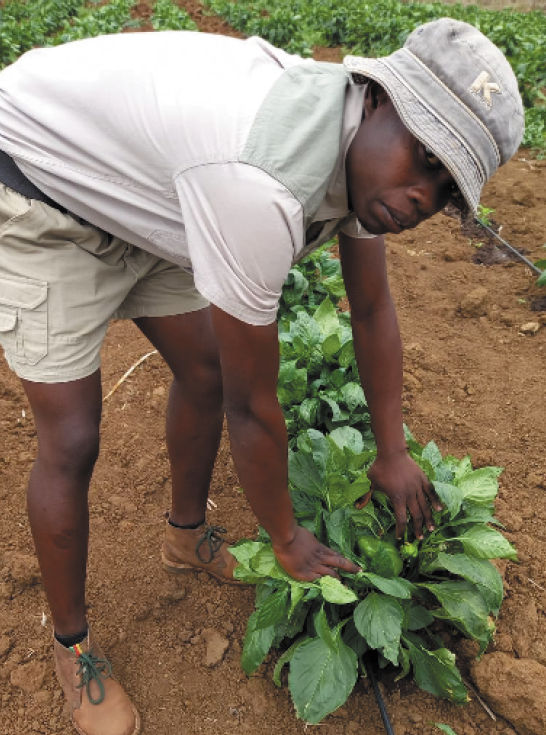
[0,0,196,68]
[204,0,546,153]
[1,0,544,152]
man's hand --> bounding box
[360,449,443,539]
[272,526,361,582]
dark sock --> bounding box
[55,627,89,649]
[168,517,206,530]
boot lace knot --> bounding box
[195,525,227,564]
[75,650,113,705]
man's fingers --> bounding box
[417,490,435,532]
[424,481,443,512]
[320,548,360,574]
[419,500,434,531]
[333,555,361,574]
[394,503,409,540]
[354,489,373,509]
[408,498,424,539]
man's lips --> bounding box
[382,204,414,233]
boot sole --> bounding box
[161,553,250,586]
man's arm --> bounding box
[210,305,360,581]
[338,231,441,538]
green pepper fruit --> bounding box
[400,541,419,560]
[357,536,403,578]
[356,536,382,558]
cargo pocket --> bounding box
[0,274,48,365]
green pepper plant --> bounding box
[230,427,516,724]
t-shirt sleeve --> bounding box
[339,213,377,239]
[175,163,304,326]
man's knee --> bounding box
[191,353,222,397]
[170,355,222,410]
[36,420,101,480]
[23,373,102,480]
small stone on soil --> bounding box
[200,628,229,666]
[459,287,489,318]
[519,322,540,335]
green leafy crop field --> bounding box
[1,0,544,151]
[204,0,546,153]
[0,3,544,733]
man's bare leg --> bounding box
[22,372,102,636]
[22,371,140,734]
[134,308,223,526]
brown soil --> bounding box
[1,4,546,735]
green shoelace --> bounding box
[75,651,113,705]
[195,525,227,564]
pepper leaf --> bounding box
[360,572,415,599]
[289,631,358,723]
[241,611,276,676]
[457,467,503,505]
[433,482,463,519]
[273,636,309,687]
[354,593,403,665]
[454,526,518,560]
[319,576,358,604]
[288,450,326,499]
[419,580,492,652]
[425,553,504,615]
[403,636,469,704]
[255,587,290,630]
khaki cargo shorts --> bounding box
[0,185,209,383]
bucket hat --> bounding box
[343,18,524,214]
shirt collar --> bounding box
[312,80,366,221]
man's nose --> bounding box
[406,173,451,219]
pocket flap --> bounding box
[0,310,17,332]
[0,275,47,309]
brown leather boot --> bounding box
[162,520,244,584]
[54,629,140,735]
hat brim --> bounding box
[344,55,485,214]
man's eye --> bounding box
[424,146,441,166]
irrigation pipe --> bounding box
[475,217,543,275]
[363,652,396,735]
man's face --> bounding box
[346,83,459,235]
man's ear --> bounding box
[363,80,390,115]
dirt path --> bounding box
[1,4,546,735]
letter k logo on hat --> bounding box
[470,71,501,107]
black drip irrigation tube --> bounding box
[475,217,543,276]
[363,652,396,735]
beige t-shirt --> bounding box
[0,31,372,325]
